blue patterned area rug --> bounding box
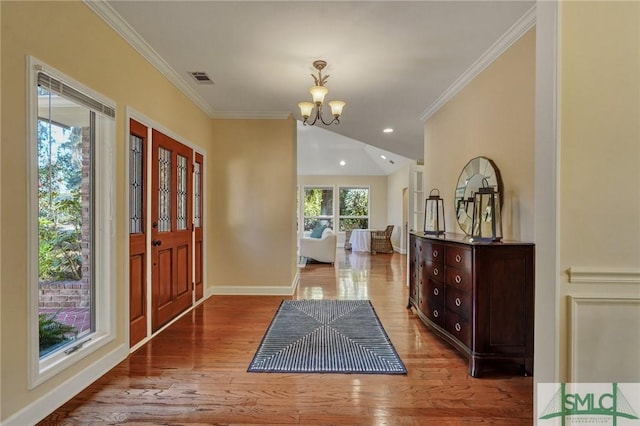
[248,299,407,374]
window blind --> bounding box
[37,72,116,119]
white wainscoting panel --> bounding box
[569,296,640,382]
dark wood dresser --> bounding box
[408,232,534,377]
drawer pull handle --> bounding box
[433,268,439,276]
[433,288,439,296]
[433,250,439,258]
[433,310,439,318]
[455,275,462,284]
[455,297,461,307]
[455,323,461,332]
[455,254,462,263]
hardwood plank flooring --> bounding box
[39,249,533,425]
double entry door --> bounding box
[129,120,204,347]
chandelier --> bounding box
[298,60,346,126]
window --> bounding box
[303,187,333,231]
[339,187,369,231]
[28,58,116,386]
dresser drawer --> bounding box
[446,311,471,347]
[446,245,471,269]
[426,301,445,327]
[424,261,444,280]
[445,285,471,318]
[446,267,472,291]
[425,277,445,306]
[425,242,444,264]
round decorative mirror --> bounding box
[454,156,503,235]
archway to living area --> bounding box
[297,122,414,253]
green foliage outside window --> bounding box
[304,188,333,231]
[339,187,369,231]
[38,120,84,281]
[303,187,369,232]
[39,311,77,355]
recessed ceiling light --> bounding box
[380,155,387,160]
[383,128,394,133]
[339,160,346,166]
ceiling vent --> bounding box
[188,71,214,84]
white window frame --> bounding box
[26,57,117,388]
[338,186,370,231]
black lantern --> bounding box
[424,189,446,235]
[470,178,502,242]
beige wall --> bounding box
[1,2,298,420]
[0,1,210,422]
[297,175,389,246]
[209,118,298,292]
[558,1,640,381]
[424,29,536,242]
[560,1,640,269]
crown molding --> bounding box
[84,0,218,117]
[211,110,292,120]
[419,5,536,122]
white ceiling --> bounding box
[297,122,412,176]
[100,0,534,174]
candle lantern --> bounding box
[471,179,502,242]
[424,188,446,235]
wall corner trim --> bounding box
[567,267,640,284]
[419,5,536,122]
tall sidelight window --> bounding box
[339,187,369,231]
[303,187,334,231]
[29,58,116,386]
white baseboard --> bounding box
[393,245,406,254]
[2,344,128,426]
[206,275,299,297]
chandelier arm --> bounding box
[318,113,337,125]
[302,112,338,126]
[306,108,319,126]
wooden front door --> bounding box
[129,119,148,346]
[193,152,204,301]
[151,130,193,331]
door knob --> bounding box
[152,240,162,246]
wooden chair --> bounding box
[370,225,394,254]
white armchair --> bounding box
[299,228,337,264]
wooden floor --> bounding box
[39,249,533,425]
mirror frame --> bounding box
[454,156,503,235]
